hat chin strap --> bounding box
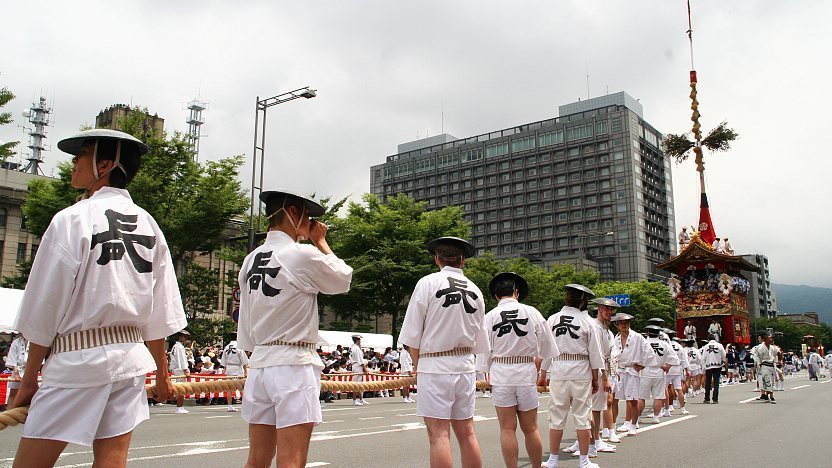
[79,140,127,199]
[265,199,307,242]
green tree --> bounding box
[185,317,237,349]
[464,253,599,318]
[0,259,33,289]
[593,281,675,331]
[0,74,19,162]
[323,193,469,342]
[750,317,832,354]
[179,261,220,321]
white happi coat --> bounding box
[237,230,352,369]
[14,187,187,388]
[6,336,29,378]
[399,266,488,374]
[642,337,672,378]
[615,331,651,377]
[701,340,726,370]
[542,306,604,381]
[349,343,365,371]
[667,340,689,376]
[479,298,558,386]
[684,346,702,373]
[220,341,249,376]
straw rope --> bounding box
[0,377,551,430]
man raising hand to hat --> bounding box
[11,130,187,467]
[399,237,488,468]
[237,190,353,468]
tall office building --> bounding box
[370,92,676,282]
[741,253,776,318]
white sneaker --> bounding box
[571,446,598,458]
[563,441,580,453]
[581,461,600,468]
[651,415,660,424]
[627,427,638,436]
[227,407,238,412]
[681,407,691,415]
[607,432,621,443]
[616,422,631,433]
[596,440,617,452]
[600,428,610,439]
[483,393,491,398]
[175,407,189,414]
[667,405,675,413]
[353,400,364,406]
[154,402,166,407]
[408,397,416,403]
[361,399,370,405]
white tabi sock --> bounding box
[579,454,590,466]
[544,453,558,467]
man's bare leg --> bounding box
[275,423,314,468]
[495,406,520,468]
[245,424,276,468]
[13,438,68,467]
[517,408,542,468]
[92,431,133,468]
[451,418,482,468]
[424,417,454,468]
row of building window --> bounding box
[0,240,37,264]
[475,242,618,256]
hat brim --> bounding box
[564,283,596,298]
[57,129,149,156]
[488,272,530,301]
[260,190,326,218]
[427,237,476,258]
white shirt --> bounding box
[349,343,365,369]
[668,341,689,375]
[236,231,352,369]
[808,352,822,368]
[708,323,721,336]
[684,346,702,370]
[14,188,187,388]
[479,298,559,386]
[220,341,249,376]
[399,348,413,373]
[684,325,697,339]
[399,266,488,374]
[542,306,604,381]
[614,331,651,376]
[170,341,189,372]
[642,337,672,378]
[6,336,29,377]
[701,340,726,369]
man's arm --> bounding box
[10,343,49,409]
[147,339,173,402]
[410,347,419,377]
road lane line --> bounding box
[359,417,383,420]
[739,396,760,403]
[821,380,831,384]
[306,463,330,467]
[397,413,418,416]
[790,385,810,390]
[204,415,233,419]
[321,420,344,424]
[635,415,697,433]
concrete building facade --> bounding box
[742,253,776,318]
[95,104,165,136]
[0,169,49,281]
[370,92,676,282]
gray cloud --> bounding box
[2,0,829,287]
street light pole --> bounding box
[247,86,317,252]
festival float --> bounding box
[656,2,756,345]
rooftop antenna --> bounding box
[441,100,444,134]
[185,98,208,161]
[20,95,52,174]
[585,61,590,99]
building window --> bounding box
[539,130,564,147]
[17,242,26,263]
[567,123,593,141]
[486,142,509,158]
[511,136,535,153]
[597,121,608,134]
[0,208,6,228]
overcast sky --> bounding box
[2,1,830,288]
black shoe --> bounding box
[703,399,710,404]
[713,400,719,404]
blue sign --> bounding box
[606,294,631,307]
[232,306,240,323]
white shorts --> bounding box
[242,365,322,428]
[591,388,608,411]
[639,376,666,400]
[665,374,683,390]
[548,379,592,430]
[491,385,539,412]
[23,376,148,446]
[689,367,701,376]
[608,374,619,394]
[172,369,187,377]
[416,373,475,420]
[614,373,640,401]
[352,366,364,382]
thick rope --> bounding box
[0,377,552,430]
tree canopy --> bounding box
[322,193,469,342]
[0,73,19,162]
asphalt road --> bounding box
[0,372,829,467]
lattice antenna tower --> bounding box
[185,99,208,161]
[21,96,52,174]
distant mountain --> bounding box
[772,283,832,324]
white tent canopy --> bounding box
[317,330,393,352]
[0,287,24,333]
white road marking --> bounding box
[204,415,233,419]
[634,415,697,433]
[473,415,497,422]
[821,380,832,384]
[359,416,383,420]
[397,412,418,416]
[739,396,761,404]
[790,385,810,390]
[306,463,330,467]
[321,420,344,424]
